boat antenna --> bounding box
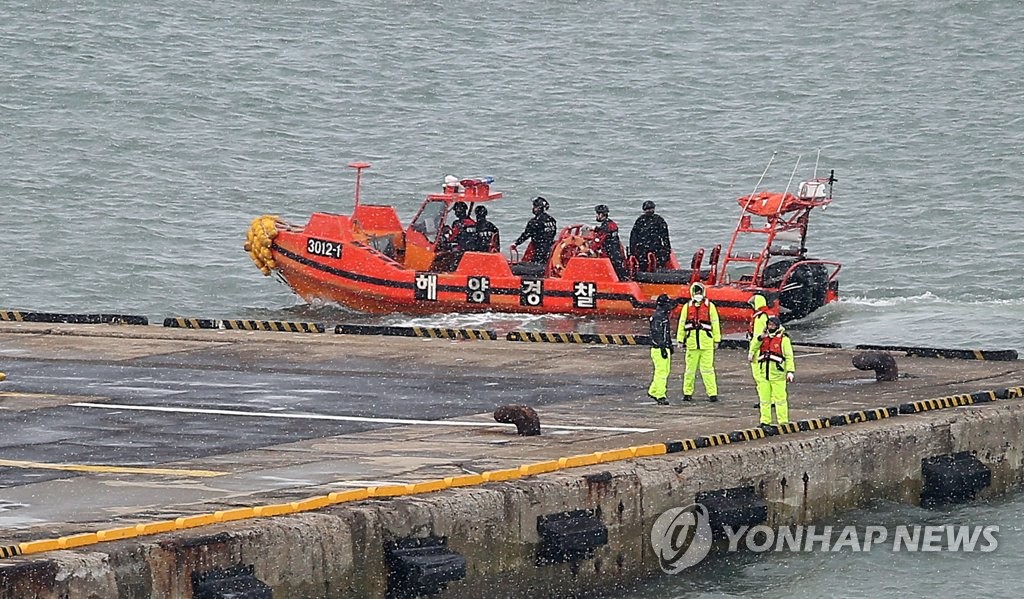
[782,154,802,201]
[348,161,371,211]
[812,148,821,179]
[737,151,776,215]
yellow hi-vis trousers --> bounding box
[648,348,671,399]
[755,373,789,424]
[683,348,717,397]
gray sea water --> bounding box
[1,0,1022,596]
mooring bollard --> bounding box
[852,351,899,381]
[494,404,541,436]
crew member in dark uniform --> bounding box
[592,204,628,280]
[629,200,672,272]
[433,201,476,271]
[450,201,476,252]
[472,205,500,252]
[511,196,558,264]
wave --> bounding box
[840,293,1024,308]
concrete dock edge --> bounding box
[3,398,1024,599]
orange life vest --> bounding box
[683,301,713,333]
[747,306,771,339]
[757,333,788,369]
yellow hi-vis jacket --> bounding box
[747,294,770,354]
[676,299,721,350]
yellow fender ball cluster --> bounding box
[245,215,280,276]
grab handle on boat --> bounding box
[689,248,705,284]
[706,244,722,285]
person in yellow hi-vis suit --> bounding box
[749,316,795,428]
[676,282,721,402]
[746,293,771,383]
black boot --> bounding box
[708,395,718,403]
[682,395,692,402]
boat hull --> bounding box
[271,236,785,322]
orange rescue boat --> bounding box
[245,162,841,322]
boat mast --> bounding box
[348,161,372,211]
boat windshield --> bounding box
[409,200,447,243]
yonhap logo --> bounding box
[650,502,999,574]
[650,503,713,573]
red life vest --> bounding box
[683,301,713,333]
[747,306,771,339]
[450,217,476,250]
[592,220,619,254]
[757,333,788,368]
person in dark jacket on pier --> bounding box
[510,196,558,264]
[647,293,678,405]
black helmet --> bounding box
[453,201,469,218]
[767,316,782,330]
[656,293,671,307]
[595,204,609,215]
[532,196,549,211]
[474,205,488,218]
[642,200,656,211]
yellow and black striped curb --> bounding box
[162,318,323,333]
[2,310,1013,362]
[664,386,1024,452]
[504,333,755,350]
[0,310,148,326]
[897,390,1006,414]
[222,320,325,333]
[5,384,1021,560]
[335,324,498,340]
[163,317,220,329]
[506,331,648,345]
[854,344,1018,361]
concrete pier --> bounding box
[0,322,1021,598]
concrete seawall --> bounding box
[4,398,1023,598]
